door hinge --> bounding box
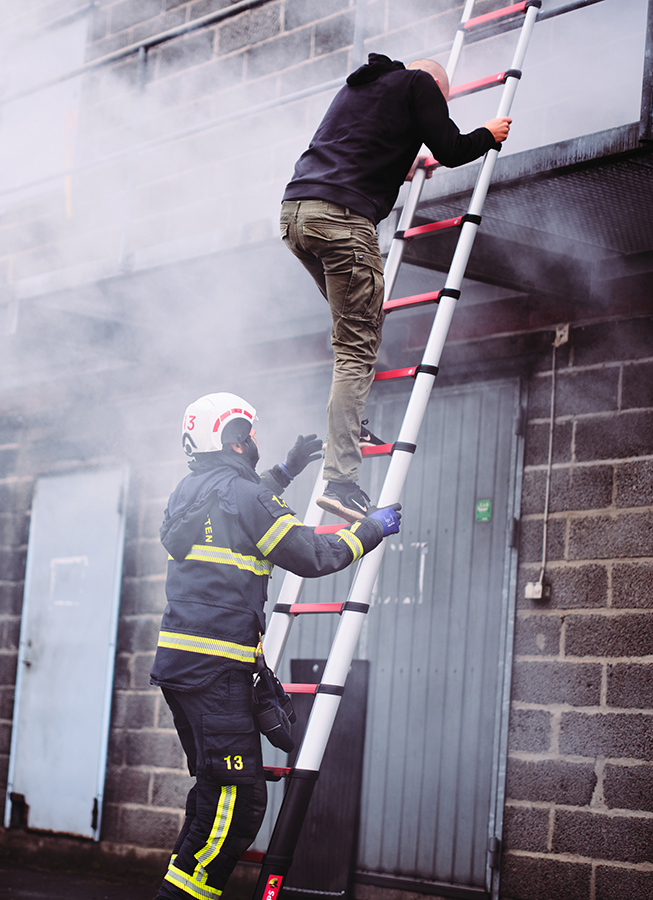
[509,517,519,548]
[91,797,99,831]
[514,405,527,437]
[488,836,501,870]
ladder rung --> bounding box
[450,71,514,99]
[284,602,346,615]
[263,766,292,781]
[283,683,318,694]
[241,849,265,862]
[463,1,527,30]
[374,366,418,382]
[314,524,348,534]
[400,217,463,240]
[384,290,441,313]
[361,442,393,457]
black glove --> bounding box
[281,434,323,478]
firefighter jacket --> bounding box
[150,451,384,691]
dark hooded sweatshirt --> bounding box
[150,451,383,691]
[283,53,499,225]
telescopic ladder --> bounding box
[251,3,542,898]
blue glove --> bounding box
[281,434,323,478]
[368,503,402,536]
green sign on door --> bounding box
[476,499,492,522]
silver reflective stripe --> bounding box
[337,528,364,562]
[157,631,257,664]
[195,785,237,867]
[165,862,223,899]
[257,514,302,556]
[184,545,272,576]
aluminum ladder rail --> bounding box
[253,4,542,899]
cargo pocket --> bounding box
[201,712,260,785]
[302,222,352,242]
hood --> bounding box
[346,52,405,86]
[160,452,259,562]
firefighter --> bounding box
[151,392,401,900]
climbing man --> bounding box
[151,392,401,899]
[280,54,511,522]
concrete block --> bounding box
[119,805,181,849]
[519,564,608,610]
[110,0,164,35]
[0,653,18,687]
[507,708,553,754]
[565,614,653,659]
[506,757,596,806]
[315,11,355,56]
[518,517,566,564]
[513,613,562,655]
[615,460,653,508]
[603,763,653,812]
[572,318,653,366]
[568,512,653,560]
[559,711,653,761]
[607,663,653,710]
[529,368,619,419]
[502,804,549,853]
[552,808,653,863]
[0,584,25,617]
[511,660,602,707]
[125,729,186,769]
[285,0,349,30]
[575,410,653,462]
[521,466,613,515]
[245,30,312,80]
[0,686,15,720]
[612,562,653,608]
[500,854,591,900]
[117,616,160,655]
[219,4,282,55]
[622,361,653,410]
[157,29,216,80]
[111,691,158,729]
[152,771,193,808]
[134,653,158,690]
[103,765,151,805]
[595,866,653,900]
[120,578,166,616]
[524,420,573,467]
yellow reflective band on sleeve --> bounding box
[164,862,223,899]
[183,545,272,576]
[337,528,364,562]
[256,514,302,556]
[157,631,257,664]
[195,785,237,868]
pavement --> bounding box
[0,863,158,899]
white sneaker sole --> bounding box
[316,494,367,523]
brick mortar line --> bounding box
[524,454,653,470]
[503,848,653,870]
[505,799,653,820]
[520,508,653,521]
[514,652,653,665]
[516,608,653,621]
[508,751,653,767]
[532,356,653,378]
[528,407,653,425]
[511,701,653,715]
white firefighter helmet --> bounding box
[181,392,257,457]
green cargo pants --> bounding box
[280,199,385,484]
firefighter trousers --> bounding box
[155,669,267,899]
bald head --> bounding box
[407,58,450,101]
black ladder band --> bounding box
[526,0,542,9]
[274,603,292,614]
[393,442,417,455]
[439,288,461,300]
[414,364,439,378]
[504,68,522,80]
[394,230,406,240]
[461,213,482,226]
[316,683,345,696]
[342,601,369,614]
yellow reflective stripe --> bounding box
[195,785,237,868]
[165,862,222,899]
[337,528,364,562]
[183,545,272,576]
[157,631,257,664]
[257,514,302,556]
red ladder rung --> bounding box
[314,524,348,534]
[383,290,441,313]
[283,683,318,694]
[284,602,346,614]
[361,442,393,457]
[450,71,510,99]
[402,217,463,240]
[241,850,265,863]
[263,766,292,779]
[374,366,418,382]
[463,1,527,30]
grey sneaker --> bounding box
[316,481,373,523]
